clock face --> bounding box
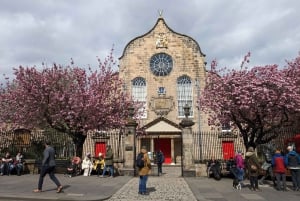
[150,53,173,76]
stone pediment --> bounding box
[141,117,181,133]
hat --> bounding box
[141,146,147,150]
[98,152,102,157]
[287,146,292,151]
[237,150,242,154]
[248,147,254,152]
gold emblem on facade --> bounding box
[156,33,168,48]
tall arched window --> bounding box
[132,77,147,118]
[177,75,193,117]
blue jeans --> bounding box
[139,175,148,193]
[102,165,114,177]
[0,163,14,175]
[237,168,244,182]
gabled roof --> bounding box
[119,17,205,59]
[140,116,181,133]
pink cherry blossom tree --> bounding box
[0,52,136,157]
[200,53,300,149]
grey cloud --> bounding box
[0,0,299,82]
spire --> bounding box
[158,10,163,18]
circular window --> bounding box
[150,53,173,76]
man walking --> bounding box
[33,141,63,193]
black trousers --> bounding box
[38,166,61,190]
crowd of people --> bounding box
[67,145,114,178]
[208,145,300,192]
[0,144,115,179]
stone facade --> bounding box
[119,16,209,132]
[118,16,213,165]
[81,16,245,166]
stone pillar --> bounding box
[171,138,175,165]
[122,107,138,176]
[179,104,195,177]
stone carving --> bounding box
[149,96,174,116]
[156,33,168,48]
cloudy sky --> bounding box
[1,0,299,82]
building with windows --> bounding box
[79,15,248,165]
[118,15,213,164]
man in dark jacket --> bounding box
[33,141,63,193]
[156,150,164,175]
[285,146,300,191]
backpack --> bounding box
[136,153,144,168]
[288,154,299,167]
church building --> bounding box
[119,15,212,164]
[82,14,245,165]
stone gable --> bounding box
[119,17,210,131]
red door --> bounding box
[222,141,234,160]
[95,142,106,157]
[154,138,171,164]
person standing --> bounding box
[33,141,63,193]
[100,145,114,178]
[272,149,287,191]
[235,150,245,187]
[156,150,164,175]
[138,146,151,195]
[285,146,300,191]
[245,147,261,191]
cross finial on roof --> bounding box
[158,10,163,18]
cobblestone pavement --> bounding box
[107,177,197,201]
[107,166,197,201]
[107,166,300,201]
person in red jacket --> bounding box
[271,149,287,191]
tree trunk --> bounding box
[71,132,87,158]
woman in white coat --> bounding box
[82,153,93,176]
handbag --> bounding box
[250,164,257,170]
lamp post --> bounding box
[195,79,203,161]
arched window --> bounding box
[132,77,147,118]
[177,75,193,117]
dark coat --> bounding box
[245,151,260,177]
[42,146,56,167]
[104,148,114,166]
